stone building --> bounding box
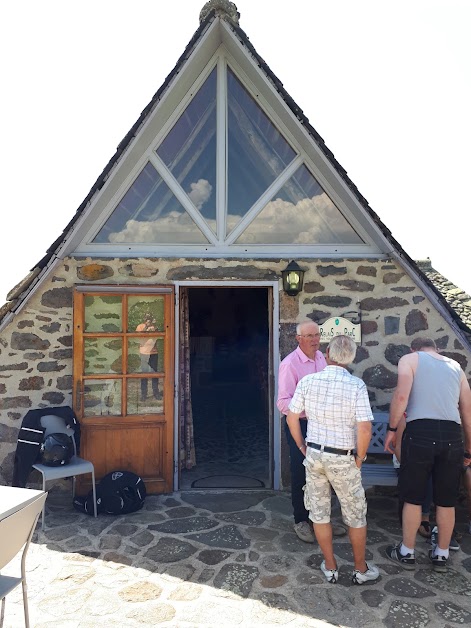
[1,1,470,494]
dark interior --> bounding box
[180,287,270,489]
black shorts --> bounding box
[399,419,463,508]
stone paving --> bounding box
[2,488,471,627]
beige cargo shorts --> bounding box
[303,448,367,528]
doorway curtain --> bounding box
[179,288,196,469]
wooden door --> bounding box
[73,287,174,494]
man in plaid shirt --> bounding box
[286,335,379,585]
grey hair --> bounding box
[296,320,319,335]
[328,335,357,365]
[410,337,437,351]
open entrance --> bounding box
[180,286,271,489]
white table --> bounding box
[0,486,45,521]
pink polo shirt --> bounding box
[277,346,327,417]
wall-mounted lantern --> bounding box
[282,260,305,296]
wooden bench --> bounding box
[361,412,398,489]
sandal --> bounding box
[418,521,431,538]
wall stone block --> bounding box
[303,281,324,293]
[391,287,415,292]
[0,383,5,394]
[454,339,464,350]
[18,320,34,328]
[37,362,67,372]
[335,280,374,292]
[19,376,45,390]
[11,332,50,351]
[0,424,18,444]
[0,362,28,372]
[0,397,31,410]
[361,297,409,311]
[24,352,45,360]
[279,323,297,360]
[405,309,428,335]
[357,266,377,277]
[41,287,73,309]
[77,263,114,281]
[307,310,331,324]
[441,352,468,370]
[40,322,61,333]
[308,296,352,308]
[7,412,21,421]
[49,349,73,360]
[362,365,397,389]
[361,321,378,335]
[57,375,73,390]
[316,265,347,277]
[0,451,15,485]
[118,263,158,278]
[385,344,410,366]
[57,335,73,347]
[413,296,425,304]
[353,346,369,363]
[280,291,299,320]
[42,391,65,404]
[436,336,449,350]
[384,316,400,335]
[167,265,277,281]
[383,273,405,284]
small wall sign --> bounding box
[319,316,362,344]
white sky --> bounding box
[1,0,470,302]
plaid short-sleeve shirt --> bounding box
[288,365,373,449]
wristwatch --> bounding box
[386,424,398,432]
[355,453,367,463]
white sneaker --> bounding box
[352,562,380,585]
[293,521,315,543]
[320,560,338,584]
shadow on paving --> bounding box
[15,487,471,627]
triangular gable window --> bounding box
[91,58,365,251]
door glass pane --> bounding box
[127,377,164,415]
[92,162,209,244]
[82,379,122,417]
[84,295,122,332]
[236,164,364,244]
[128,338,164,374]
[84,338,123,374]
[127,296,165,333]
[227,67,296,236]
[156,68,217,233]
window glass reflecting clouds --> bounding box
[93,162,209,244]
[236,165,364,244]
[157,67,217,233]
[226,68,296,236]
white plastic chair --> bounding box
[32,415,97,528]
[0,491,47,628]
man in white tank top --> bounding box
[384,337,471,572]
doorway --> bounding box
[180,286,271,489]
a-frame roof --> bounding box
[1,3,470,344]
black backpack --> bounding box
[73,470,146,516]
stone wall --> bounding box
[1,256,469,489]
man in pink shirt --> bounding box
[278,320,346,542]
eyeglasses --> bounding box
[297,333,321,339]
